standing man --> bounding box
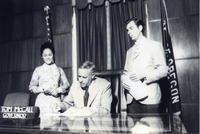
[121,17,168,113]
[60,61,112,116]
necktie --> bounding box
[84,87,89,107]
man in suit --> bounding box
[121,17,168,113]
[59,61,112,116]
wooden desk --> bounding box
[0,113,186,134]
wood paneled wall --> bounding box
[0,0,72,105]
[146,0,199,132]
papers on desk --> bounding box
[61,107,93,117]
[44,107,93,117]
[121,74,148,101]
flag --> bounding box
[160,0,182,114]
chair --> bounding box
[3,92,30,106]
[95,70,122,113]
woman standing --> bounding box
[29,42,70,116]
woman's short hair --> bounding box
[79,61,95,73]
[40,42,55,56]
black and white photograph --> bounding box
[0,0,198,133]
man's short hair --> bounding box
[125,17,144,28]
[79,61,95,73]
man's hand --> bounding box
[121,72,131,91]
[121,81,131,91]
[129,72,146,81]
[52,102,62,113]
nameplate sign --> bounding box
[0,106,39,119]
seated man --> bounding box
[59,61,112,116]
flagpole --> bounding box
[144,1,150,38]
[72,0,78,82]
[105,0,112,70]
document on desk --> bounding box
[53,107,93,117]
